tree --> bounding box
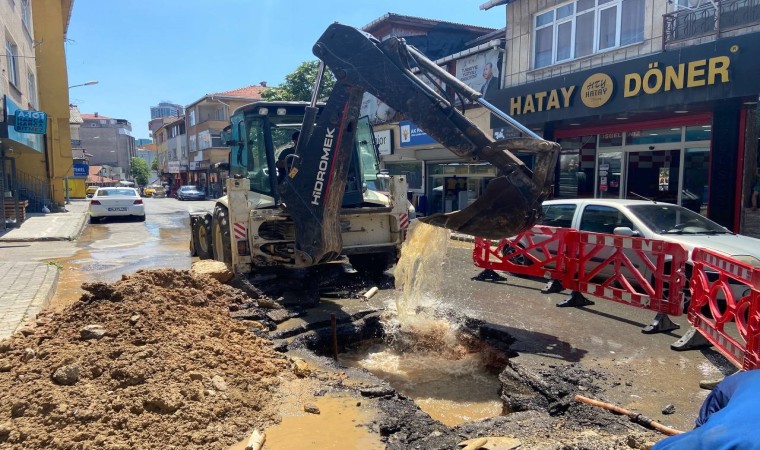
[261,60,336,102]
[130,157,151,187]
[151,158,158,171]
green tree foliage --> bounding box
[130,157,151,187]
[261,60,336,102]
[151,158,158,171]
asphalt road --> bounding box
[372,239,737,431]
[4,199,737,432]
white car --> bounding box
[539,199,760,269]
[529,199,760,305]
[88,187,146,223]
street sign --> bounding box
[13,110,48,134]
[73,163,89,177]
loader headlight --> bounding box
[276,108,287,116]
[258,107,269,116]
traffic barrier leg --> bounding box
[642,313,680,334]
[541,279,564,294]
[557,291,595,307]
[671,327,712,351]
[472,269,508,282]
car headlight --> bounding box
[731,255,760,268]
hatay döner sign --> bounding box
[508,55,730,116]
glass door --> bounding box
[625,149,681,204]
[597,151,623,198]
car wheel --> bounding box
[89,215,99,224]
[136,215,146,222]
[212,205,232,264]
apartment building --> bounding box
[79,113,136,178]
[0,0,71,219]
[361,13,502,216]
[154,117,187,196]
[185,85,264,197]
[484,0,760,232]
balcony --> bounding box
[663,0,760,49]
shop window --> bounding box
[684,148,710,215]
[625,127,682,145]
[533,0,644,69]
[685,125,711,141]
[557,135,596,199]
[599,133,623,147]
[384,161,423,190]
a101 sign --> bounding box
[14,110,48,134]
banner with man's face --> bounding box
[455,48,501,101]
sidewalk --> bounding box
[0,200,90,339]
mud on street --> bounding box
[0,216,736,449]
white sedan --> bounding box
[88,187,146,223]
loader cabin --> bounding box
[224,101,383,208]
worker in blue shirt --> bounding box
[653,369,760,449]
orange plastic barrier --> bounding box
[473,228,688,317]
[689,248,760,370]
[564,232,688,316]
[472,226,572,282]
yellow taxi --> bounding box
[86,186,99,198]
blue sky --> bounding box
[65,0,507,140]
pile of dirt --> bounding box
[0,269,292,450]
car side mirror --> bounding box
[613,226,639,237]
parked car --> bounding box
[531,199,760,303]
[144,184,166,198]
[539,199,760,267]
[176,185,205,201]
[85,186,99,198]
[88,187,145,223]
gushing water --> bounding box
[342,223,503,426]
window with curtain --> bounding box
[533,0,645,69]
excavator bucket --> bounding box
[418,137,560,240]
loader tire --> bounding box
[212,205,232,264]
[349,253,392,279]
[192,214,213,260]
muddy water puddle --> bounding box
[49,215,194,310]
[342,341,503,426]
[228,380,383,450]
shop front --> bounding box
[488,32,760,231]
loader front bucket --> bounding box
[418,138,560,240]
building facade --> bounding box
[34,0,75,209]
[361,14,503,216]
[155,117,187,196]
[79,113,136,179]
[185,85,263,197]
[484,0,760,233]
[1,0,72,221]
[150,101,184,120]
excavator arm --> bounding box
[279,23,560,267]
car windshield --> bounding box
[183,186,198,191]
[627,204,731,235]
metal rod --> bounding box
[477,97,543,140]
[331,314,338,361]
[310,62,326,108]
